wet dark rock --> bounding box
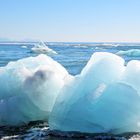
[0,121,140,140]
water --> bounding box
[1,42,140,75]
[1,42,140,139]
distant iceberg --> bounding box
[1,52,140,134]
[116,49,140,57]
[31,42,57,55]
[100,43,119,47]
[21,45,28,49]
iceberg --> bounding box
[116,49,140,57]
[0,54,71,125]
[1,51,140,134]
[49,52,140,134]
[21,45,28,49]
[31,42,57,55]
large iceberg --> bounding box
[0,54,70,125]
[49,52,140,134]
[1,52,140,134]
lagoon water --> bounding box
[1,42,140,139]
[1,42,140,75]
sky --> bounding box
[0,0,140,42]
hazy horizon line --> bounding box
[1,40,140,43]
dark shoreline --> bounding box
[0,121,140,140]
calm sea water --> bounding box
[0,42,140,75]
[1,42,140,139]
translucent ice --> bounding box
[0,54,70,125]
[49,52,140,134]
[116,49,140,57]
[1,51,140,134]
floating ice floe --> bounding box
[116,49,140,57]
[73,45,88,48]
[31,42,57,55]
[21,45,28,49]
[99,43,119,47]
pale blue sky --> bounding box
[0,0,140,42]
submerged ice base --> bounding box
[1,52,140,134]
